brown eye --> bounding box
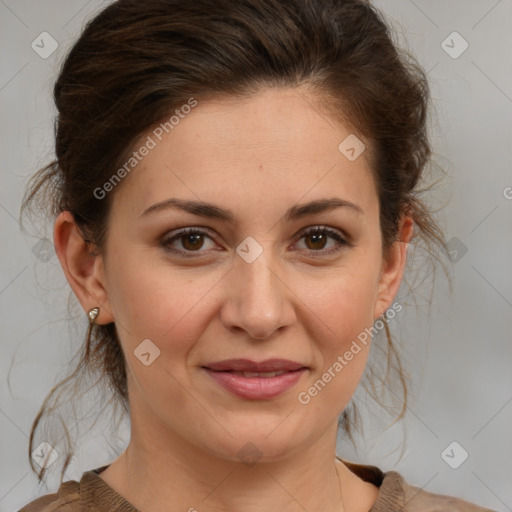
[161,225,349,258]
[295,227,349,255]
[181,232,205,251]
[161,228,217,255]
[304,231,329,250]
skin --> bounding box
[54,87,413,512]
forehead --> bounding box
[111,87,377,223]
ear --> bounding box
[53,211,114,324]
[373,215,414,319]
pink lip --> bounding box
[202,359,308,400]
[204,358,306,372]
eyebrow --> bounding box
[140,197,364,222]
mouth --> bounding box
[203,358,307,373]
[213,370,293,378]
[202,359,308,399]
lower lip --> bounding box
[203,368,307,399]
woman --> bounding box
[19,0,497,510]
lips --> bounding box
[227,370,288,378]
[204,358,306,373]
[202,359,308,399]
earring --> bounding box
[88,307,100,323]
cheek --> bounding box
[298,257,380,403]
[321,287,375,369]
[106,252,222,357]
[305,262,381,346]
[106,259,217,410]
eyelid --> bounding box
[292,225,352,256]
[297,225,351,244]
[160,224,351,256]
[160,226,217,252]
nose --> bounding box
[220,249,296,340]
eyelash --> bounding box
[160,226,351,258]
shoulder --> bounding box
[340,458,497,512]
[18,480,81,512]
[18,466,138,512]
[397,473,497,512]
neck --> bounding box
[99,391,379,512]
[102,422,357,512]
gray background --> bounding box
[1,0,511,510]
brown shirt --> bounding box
[19,459,496,511]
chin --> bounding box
[196,416,317,464]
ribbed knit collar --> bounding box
[78,457,408,511]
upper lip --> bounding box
[203,358,307,372]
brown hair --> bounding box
[21,0,446,483]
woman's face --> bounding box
[76,88,407,462]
